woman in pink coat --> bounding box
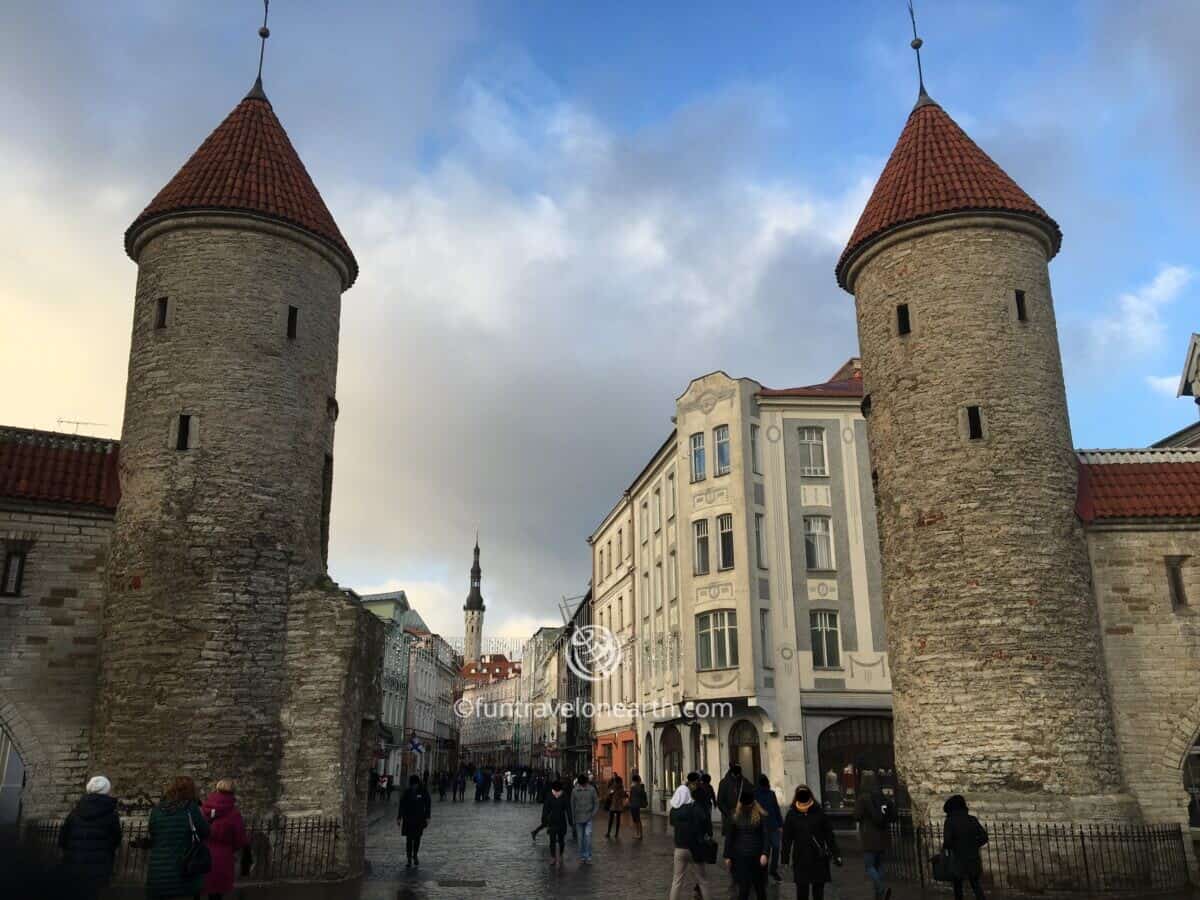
[201,778,250,898]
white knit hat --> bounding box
[86,775,112,795]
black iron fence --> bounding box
[23,815,340,884]
[886,818,1191,895]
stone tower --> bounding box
[91,73,380,819]
[463,538,485,664]
[836,90,1135,821]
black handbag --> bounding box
[180,808,212,878]
[931,849,961,882]
[692,834,719,865]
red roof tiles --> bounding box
[836,98,1060,288]
[126,89,357,285]
[1076,450,1200,523]
[0,427,120,511]
[759,358,865,399]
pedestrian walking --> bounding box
[604,774,627,838]
[668,775,714,900]
[541,779,573,867]
[697,772,716,814]
[386,774,396,803]
[492,770,504,802]
[780,784,841,900]
[398,775,432,868]
[723,787,770,900]
[854,771,895,900]
[570,773,600,863]
[200,778,250,900]
[716,763,745,833]
[144,776,211,900]
[628,773,648,839]
[753,775,784,882]
[58,775,122,900]
[437,772,448,802]
[942,794,988,900]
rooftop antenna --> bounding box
[56,418,108,435]
[907,0,931,104]
[246,0,271,100]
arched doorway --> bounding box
[729,720,760,782]
[0,726,25,825]
[1184,732,1200,827]
[661,725,683,802]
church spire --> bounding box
[464,535,485,611]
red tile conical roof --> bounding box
[126,83,357,286]
[836,96,1060,289]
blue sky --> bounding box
[1,1,1196,635]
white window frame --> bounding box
[803,515,835,571]
[810,610,841,669]
[696,609,739,671]
[797,426,828,477]
[690,432,706,482]
[714,424,731,476]
[693,520,710,576]
[717,513,734,571]
[754,513,767,569]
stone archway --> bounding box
[0,697,45,824]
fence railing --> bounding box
[886,818,1190,895]
[23,815,340,884]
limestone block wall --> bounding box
[0,501,111,818]
[850,219,1128,819]
[1089,526,1200,823]
[278,585,383,875]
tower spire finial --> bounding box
[907,0,932,107]
[246,0,271,101]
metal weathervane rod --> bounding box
[257,0,270,81]
[907,0,926,96]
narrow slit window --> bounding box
[967,406,984,440]
[176,414,191,451]
[1,550,26,596]
[1167,556,1189,608]
[1015,290,1028,322]
[154,297,168,329]
[897,303,911,335]
[287,306,299,340]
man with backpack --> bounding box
[853,770,896,900]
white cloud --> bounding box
[1088,264,1194,360]
[1146,375,1181,397]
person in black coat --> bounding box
[540,780,573,866]
[780,785,841,900]
[59,776,122,900]
[942,795,988,900]
[723,787,771,900]
[397,775,432,868]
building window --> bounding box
[1167,556,1190,608]
[667,473,676,518]
[599,548,605,579]
[714,425,731,476]
[804,516,834,570]
[693,520,710,576]
[897,303,911,335]
[641,502,649,542]
[287,305,299,339]
[754,514,767,569]
[1,550,26,596]
[154,297,168,329]
[696,610,739,670]
[668,551,677,598]
[760,609,773,669]
[607,540,613,576]
[810,610,841,669]
[175,414,192,451]
[750,424,761,475]
[797,427,827,476]
[967,405,985,440]
[654,563,663,610]
[1015,290,1028,322]
[654,488,662,531]
[717,513,734,570]
[617,529,623,560]
[690,433,706,482]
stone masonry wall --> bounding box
[92,219,344,811]
[277,585,383,875]
[1089,526,1200,823]
[0,500,111,818]
[851,219,1131,820]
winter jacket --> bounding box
[570,783,600,824]
[628,783,648,811]
[754,787,783,830]
[145,799,210,899]
[780,804,838,885]
[670,800,712,851]
[942,801,988,879]
[541,791,573,834]
[695,782,716,814]
[200,790,249,894]
[854,790,892,853]
[59,793,122,887]
[716,771,745,822]
[398,786,432,835]
[723,809,770,876]
[605,782,627,812]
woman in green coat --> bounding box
[145,776,210,899]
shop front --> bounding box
[594,728,638,784]
[804,713,902,830]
